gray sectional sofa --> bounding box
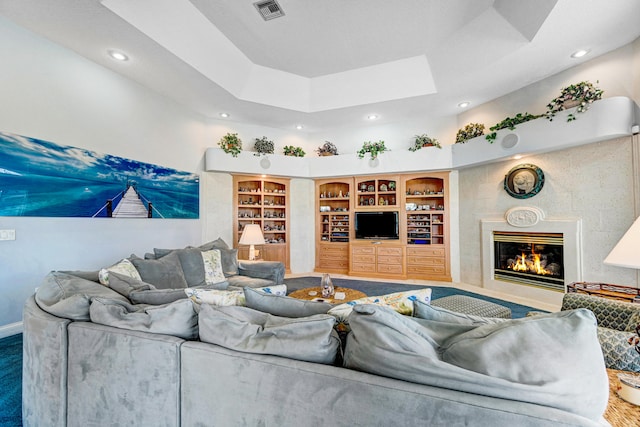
[22,241,611,426]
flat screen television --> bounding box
[355,211,399,240]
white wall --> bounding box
[0,16,306,332]
[456,38,640,292]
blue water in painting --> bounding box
[0,131,199,219]
[0,174,198,219]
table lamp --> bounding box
[239,224,265,261]
[604,216,640,270]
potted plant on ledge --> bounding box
[253,136,274,157]
[218,133,242,157]
[455,123,485,144]
[409,134,441,151]
[283,145,306,157]
[545,80,604,122]
[357,140,387,160]
[316,141,339,156]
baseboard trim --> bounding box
[0,321,23,339]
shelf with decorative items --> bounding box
[233,175,290,270]
[402,173,450,281]
[315,178,352,273]
[354,175,399,208]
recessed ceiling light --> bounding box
[219,113,229,118]
[108,50,129,61]
[571,49,590,58]
[457,101,471,108]
[295,124,304,130]
[367,114,378,120]
[513,154,523,160]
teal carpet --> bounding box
[284,276,539,318]
[2,280,540,425]
[0,333,21,427]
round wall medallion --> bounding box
[504,163,544,199]
[260,156,271,169]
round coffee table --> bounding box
[288,286,366,304]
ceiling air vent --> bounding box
[254,0,285,21]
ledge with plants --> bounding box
[206,97,635,176]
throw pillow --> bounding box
[35,271,129,321]
[89,297,198,340]
[98,258,141,285]
[130,251,189,289]
[153,247,207,288]
[328,288,432,332]
[244,287,332,317]
[219,248,239,277]
[198,304,340,364]
[186,284,287,307]
[343,304,608,422]
[201,249,226,285]
[198,238,230,251]
[413,299,508,325]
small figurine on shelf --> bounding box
[321,273,334,298]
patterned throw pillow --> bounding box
[98,258,141,285]
[186,284,287,306]
[201,249,226,285]
[328,288,432,332]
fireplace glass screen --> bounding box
[493,231,564,291]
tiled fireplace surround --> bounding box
[458,136,637,310]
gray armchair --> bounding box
[562,292,640,372]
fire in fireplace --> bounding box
[493,231,564,291]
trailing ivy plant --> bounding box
[283,145,306,157]
[253,136,274,156]
[485,113,541,143]
[218,133,242,157]
[455,123,485,144]
[357,140,387,160]
[409,134,442,151]
[545,80,604,122]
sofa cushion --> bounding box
[343,304,608,422]
[219,248,239,277]
[227,275,276,289]
[153,247,206,287]
[244,287,332,317]
[201,249,227,285]
[328,288,432,332]
[98,258,141,285]
[198,237,230,251]
[35,271,129,321]
[198,304,340,364]
[130,251,189,289]
[89,297,198,339]
[186,284,287,307]
[413,299,508,325]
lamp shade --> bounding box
[239,224,265,245]
[604,216,640,269]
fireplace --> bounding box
[493,231,564,291]
[481,207,582,306]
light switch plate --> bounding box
[0,229,16,240]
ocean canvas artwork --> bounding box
[0,131,199,218]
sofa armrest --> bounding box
[562,292,640,331]
[597,326,640,372]
[238,261,285,285]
